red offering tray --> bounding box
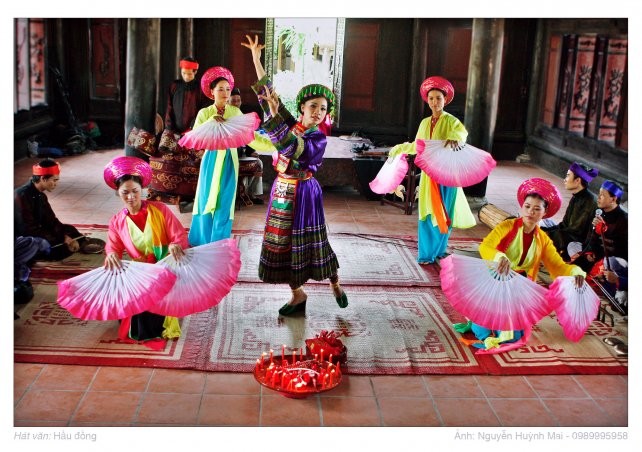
[305,330,347,364]
[253,353,342,399]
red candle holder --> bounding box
[253,353,342,399]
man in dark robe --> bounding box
[541,162,598,259]
[164,57,210,135]
[14,159,85,260]
[571,180,627,273]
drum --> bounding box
[478,203,515,229]
[149,150,203,199]
[239,157,263,177]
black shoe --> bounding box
[613,343,628,357]
[603,337,624,346]
[332,286,348,308]
[278,300,306,316]
[251,197,264,205]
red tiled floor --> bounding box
[13,149,629,429]
[432,398,502,426]
[378,396,442,426]
[30,364,97,391]
[423,375,485,398]
[198,394,260,426]
[489,398,559,427]
[14,390,85,422]
[543,398,618,427]
[370,375,429,398]
[204,372,261,395]
[90,367,153,392]
[573,375,628,399]
[593,398,629,426]
[146,369,206,394]
[476,375,538,398]
[72,391,144,424]
[261,394,322,426]
[319,375,374,397]
[320,396,381,426]
[525,375,587,398]
[135,393,201,425]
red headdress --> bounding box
[179,59,199,70]
[32,161,61,176]
[200,66,234,100]
[517,177,562,219]
[103,156,152,190]
[420,76,455,105]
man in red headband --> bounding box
[163,56,210,136]
[14,159,85,260]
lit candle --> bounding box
[255,358,261,372]
[328,354,333,365]
[292,350,296,366]
[329,369,335,386]
[320,348,324,363]
[269,349,274,365]
[335,361,340,373]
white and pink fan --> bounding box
[546,276,600,342]
[178,112,261,150]
[368,153,409,194]
[415,139,496,187]
[439,254,550,331]
[57,261,177,321]
[151,238,242,317]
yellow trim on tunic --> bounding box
[388,112,475,227]
[479,218,587,281]
[192,105,275,218]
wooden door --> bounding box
[228,18,266,114]
[492,19,537,160]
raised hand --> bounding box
[242,34,266,80]
[258,84,280,117]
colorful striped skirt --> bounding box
[258,175,339,287]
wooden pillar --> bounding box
[176,18,194,73]
[124,18,160,158]
[518,19,547,163]
[463,18,504,200]
[407,19,428,139]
